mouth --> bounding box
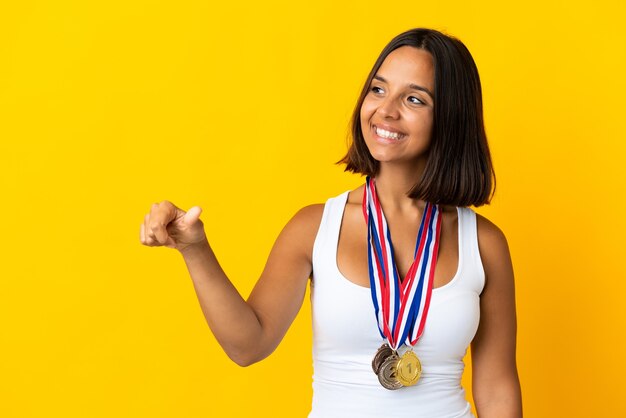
[372,124,406,141]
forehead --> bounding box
[376,46,434,90]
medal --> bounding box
[371,343,393,374]
[396,350,422,386]
[377,353,402,390]
[364,176,442,389]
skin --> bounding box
[140,46,522,417]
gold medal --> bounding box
[377,353,402,390]
[396,350,422,387]
[372,343,393,374]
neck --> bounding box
[373,161,426,213]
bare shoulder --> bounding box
[475,213,509,252]
[475,213,514,287]
[275,203,325,263]
[475,213,511,257]
[289,204,325,233]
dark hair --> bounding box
[339,28,495,207]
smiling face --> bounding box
[360,46,435,168]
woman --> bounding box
[140,28,522,417]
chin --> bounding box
[364,141,398,162]
[367,149,400,164]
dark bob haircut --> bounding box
[339,28,495,207]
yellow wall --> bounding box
[1,1,624,416]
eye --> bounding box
[370,86,384,94]
[408,96,424,105]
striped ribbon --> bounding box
[362,176,442,350]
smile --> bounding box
[373,125,405,140]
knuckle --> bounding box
[150,222,165,233]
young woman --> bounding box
[140,28,522,417]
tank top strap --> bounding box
[456,207,485,295]
[312,191,350,281]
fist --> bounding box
[140,201,206,252]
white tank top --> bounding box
[309,191,485,418]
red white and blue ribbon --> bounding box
[362,176,442,350]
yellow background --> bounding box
[1,0,625,416]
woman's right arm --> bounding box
[140,201,323,366]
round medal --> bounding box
[396,350,422,387]
[372,343,393,374]
[377,354,402,390]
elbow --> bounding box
[473,377,523,418]
[225,347,266,368]
[218,329,274,367]
[230,354,257,368]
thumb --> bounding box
[183,206,202,226]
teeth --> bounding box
[375,127,402,140]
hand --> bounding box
[140,201,206,252]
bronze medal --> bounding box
[372,343,393,374]
[396,350,422,387]
[377,353,402,390]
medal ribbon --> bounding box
[363,176,442,350]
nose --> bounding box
[377,96,400,119]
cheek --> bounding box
[359,100,376,125]
[411,112,433,134]
[425,117,434,135]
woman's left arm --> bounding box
[471,215,523,418]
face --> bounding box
[360,46,435,167]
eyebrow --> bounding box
[373,75,434,99]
